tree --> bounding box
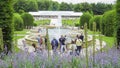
[13,13,24,31]
[102,10,116,36]
[80,12,92,28]
[91,3,113,15]
[50,1,59,11]
[0,0,14,52]
[27,0,38,11]
[21,13,34,29]
[116,0,120,47]
[37,1,51,10]
[74,4,82,12]
[59,2,73,11]
[80,2,92,12]
[14,0,28,12]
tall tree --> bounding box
[14,0,28,12]
[59,2,72,11]
[116,0,120,47]
[27,0,38,11]
[0,0,14,52]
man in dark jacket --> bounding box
[51,37,58,52]
[59,35,66,53]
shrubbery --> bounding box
[89,15,102,31]
[80,12,92,28]
[21,13,34,29]
[0,0,14,52]
[101,10,116,36]
[116,0,120,45]
[13,13,24,31]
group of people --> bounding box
[51,35,66,53]
[51,34,84,56]
[31,32,84,56]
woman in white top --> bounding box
[76,38,82,56]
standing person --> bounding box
[36,35,43,47]
[22,39,26,47]
[76,38,82,56]
[51,37,58,52]
[44,37,47,49]
[79,33,84,42]
[70,39,76,55]
[59,35,66,53]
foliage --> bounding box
[80,2,92,12]
[102,10,116,36]
[37,0,51,10]
[0,28,3,51]
[59,2,73,11]
[50,1,59,11]
[27,0,38,11]
[116,0,120,45]
[0,0,14,52]
[91,3,113,15]
[89,15,102,31]
[21,13,34,29]
[13,13,24,31]
[80,12,92,28]
[14,0,38,12]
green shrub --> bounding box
[21,13,34,29]
[116,0,120,45]
[13,13,24,31]
[0,0,14,52]
[89,15,102,31]
[102,10,116,36]
[80,12,92,28]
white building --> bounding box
[29,11,83,26]
[29,11,83,20]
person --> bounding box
[59,35,66,53]
[32,43,42,52]
[44,37,47,49]
[36,35,43,46]
[38,28,41,33]
[64,35,68,45]
[79,33,84,42]
[22,39,26,47]
[76,38,82,56]
[70,39,77,55]
[51,37,58,52]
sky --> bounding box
[52,0,116,4]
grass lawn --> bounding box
[14,29,29,34]
[13,29,28,52]
[34,19,50,26]
[88,30,115,47]
[96,36,115,47]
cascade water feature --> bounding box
[49,15,62,41]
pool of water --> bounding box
[48,28,72,42]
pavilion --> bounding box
[29,11,83,20]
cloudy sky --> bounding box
[52,0,116,4]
